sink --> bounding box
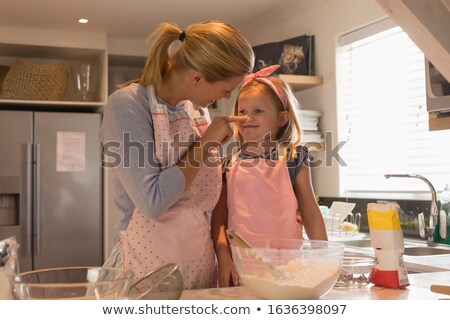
[336,239,450,256]
[403,247,450,256]
[335,239,372,247]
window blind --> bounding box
[336,20,450,198]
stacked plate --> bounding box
[299,109,323,143]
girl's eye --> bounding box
[238,110,247,115]
[254,109,263,114]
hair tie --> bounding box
[242,65,288,110]
[179,31,186,42]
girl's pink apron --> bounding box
[120,85,221,290]
[227,152,302,244]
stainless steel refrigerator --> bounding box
[0,110,102,272]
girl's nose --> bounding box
[246,114,255,121]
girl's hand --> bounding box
[201,116,248,146]
[217,254,239,287]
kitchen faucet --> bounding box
[384,174,439,244]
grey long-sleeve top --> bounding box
[100,84,186,231]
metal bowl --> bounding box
[128,263,184,300]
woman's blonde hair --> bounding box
[137,21,254,87]
[234,77,302,159]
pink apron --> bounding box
[227,152,302,244]
[120,85,221,290]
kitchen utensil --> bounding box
[230,238,344,299]
[430,285,450,296]
[226,229,287,280]
[127,263,183,300]
[12,266,133,300]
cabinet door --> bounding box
[0,111,33,271]
[33,112,102,269]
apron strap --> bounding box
[146,85,159,109]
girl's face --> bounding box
[236,89,288,143]
[191,75,244,108]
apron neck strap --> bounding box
[146,85,158,106]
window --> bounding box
[337,18,450,199]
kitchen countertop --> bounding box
[182,236,450,300]
[180,271,450,300]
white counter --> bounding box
[181,271,450,300]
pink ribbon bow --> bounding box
[242,64,288,110]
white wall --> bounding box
[243,0,387,197]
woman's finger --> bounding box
[223,115,248,123]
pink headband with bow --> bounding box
[242,64,288,110]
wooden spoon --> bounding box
[226,228,288,280]
[430,285,450,296]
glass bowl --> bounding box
[12,266,133,300]
[231,239,344,299]
[335,254,374,288]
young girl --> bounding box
[211,65,327,287]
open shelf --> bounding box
[279,74,323,91]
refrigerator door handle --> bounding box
[26,143,33,256]
[33,143,41,256]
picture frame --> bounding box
[253,35,315,76]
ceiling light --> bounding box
[78,18,89,24]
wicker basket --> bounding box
[0,65,11,96]
[0,59,68,101]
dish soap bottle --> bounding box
[439,184,450,243]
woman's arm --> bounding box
[101,90,185,219]
[176,116,246,189]
[211,182,238,287]
[294,164,328,240]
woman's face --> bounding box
[191,75,244,108]
[236,88,286,143]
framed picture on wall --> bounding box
[252,35,315,76]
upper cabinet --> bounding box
[376,0,450,82]
[0,27,108,109]
[376,0,450,130]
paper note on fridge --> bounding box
[56,131,86,172]
[328,201,356,222]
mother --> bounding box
[101,20,254,289]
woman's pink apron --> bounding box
[120,85,221,290]
[227,152,302,244]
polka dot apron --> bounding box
[120,85,221,290]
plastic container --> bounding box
[441,184,450,217]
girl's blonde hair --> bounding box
[234,77,302,159]
[137,21,254,87]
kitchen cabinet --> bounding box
[0,30,107,109]
[108,54,145,95]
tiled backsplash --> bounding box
[318,197,433,239]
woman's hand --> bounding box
[200,115,248,146]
